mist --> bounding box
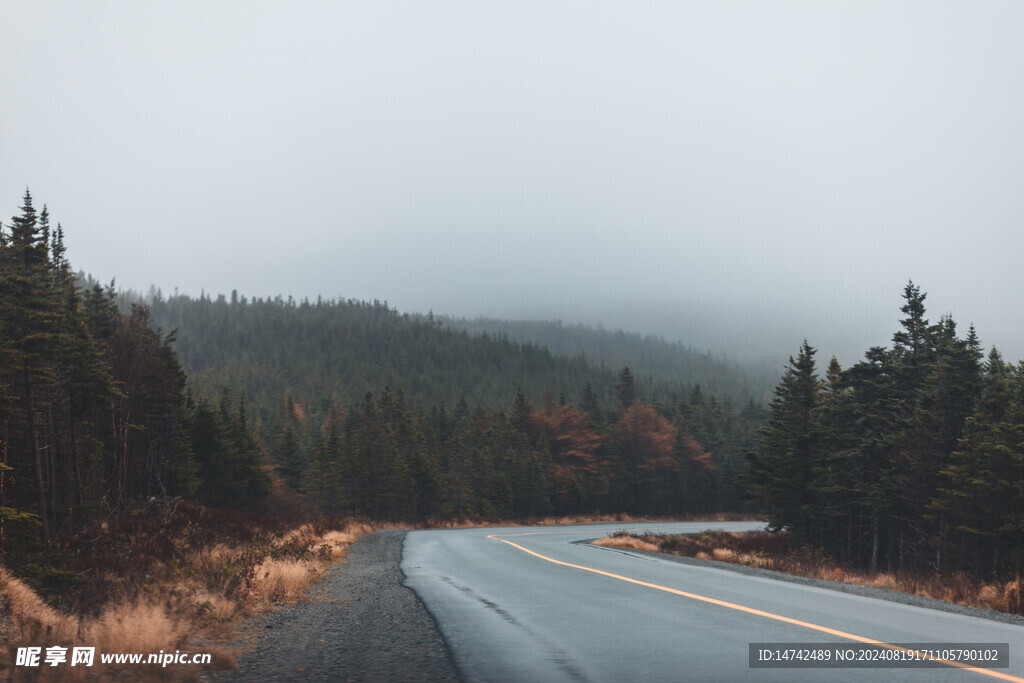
[4,1,1023,366]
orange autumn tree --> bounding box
[617,404,679,514]
[618,404,677,471]
[530,400,606,512]
[614,405,712,511]
[675,420,715,510]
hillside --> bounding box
[440,316,771,401]
[136,292,768,423]
[126,290,768,517]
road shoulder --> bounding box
[212,529,460,682]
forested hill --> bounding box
[440,316,770,400]
[109,289,769,518]
[3,192,764,548]
[133,291,766,422]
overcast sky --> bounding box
[3,1,1023,364]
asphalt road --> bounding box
[402,522,1024,682]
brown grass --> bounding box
[251,559,319,604]
[0,566,77,643]
[191,588,235,621]
[593,536,661,552]
[318,530,360,558]
[597,530,1024,617]
[85,600,191,657]
[0,503,372,680]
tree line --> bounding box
[746,282,1023,577]
[1,190,767,560]
[131,284,767,516]
[265,367,764,520]
[0,192,268,559]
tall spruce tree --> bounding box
[616,366,637,409]
[745,340,822,542]
[931,350,1024,574]
[0,191,62,543]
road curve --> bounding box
[402,522,1024,682]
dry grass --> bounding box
[0,504,371,680]
[597,530,1024,617]
[1006,580,1023,613]
[0,573,229,680]
[867,573,899,590]
[0,566,77,644]
[191,588,235,621]
[85,600,191,657]
[319,530,359,558]
[251,559,319,604]
[593,536,661,552]
[710,548,735,562]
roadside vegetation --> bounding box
[595,530,1024,617]
[745,283,1024,580]
[0,500,369,679]
[403,511,758,529]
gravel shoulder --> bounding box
[212,530,460,682]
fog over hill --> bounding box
[439,315,772,396]
[6,3,1022,374]
[440,286,1013,385]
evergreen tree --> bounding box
[745,341,822,542]
[892,280,932,361]
[275,424,302,490]
[579,382,603,427]
[931,353,1024,574]
[0,190,62,543]
[836,346,904,569]
[310,416,345,515]
[186,396,268,510]
[616,366,637,409]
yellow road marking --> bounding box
[501,526,698,537]
[488,534,1023,682]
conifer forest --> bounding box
[2,190,1022,589]
[745,283,1024,577]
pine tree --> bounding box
[0,190,62,543]
[49,221,118,514]
[227,395,271,509]
[579,381,603,427]
[311,417,345,515]
[616,366,637,409]
[276,424,302,490]
[903,316,984,568]
[892,280,932,361]
[931,352,1023,574]
[745,340,822,542]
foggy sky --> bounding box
[4,1,1023,365]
